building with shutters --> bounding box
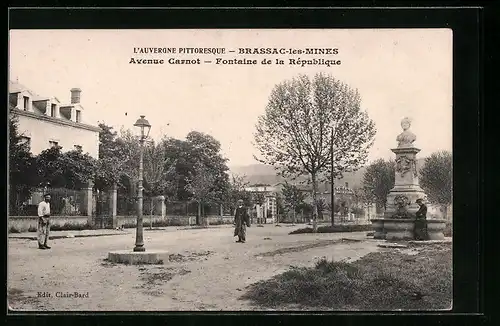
[9,80,100,158]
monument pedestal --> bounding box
[384,146,426,219]
[370,118,446,241]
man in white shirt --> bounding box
[37,194,52,249]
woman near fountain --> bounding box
[414,199,428,240]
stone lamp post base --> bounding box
[108,250,169,265]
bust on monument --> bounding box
[396,117,416,148]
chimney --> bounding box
[70,88,82,104]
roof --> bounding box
[9,80,49,101]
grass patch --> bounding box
[242,243,452,310]
[289,224,373,235]
[50,222,95,231]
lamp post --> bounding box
[330,127,335,226]
[133,115,151,252]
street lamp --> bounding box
[133,115,151,252]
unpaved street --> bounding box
[8,225,381,311]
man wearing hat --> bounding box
[37,194,52,249]
[234,199,251,243]
[414,198,428,241]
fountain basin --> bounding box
[384,218,415,240]
[371,219,386,239]
[370,218,447,241]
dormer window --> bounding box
[51,104,56,117]
[20,136,31,149]
[76,110,81,123]
[23,96,29,111]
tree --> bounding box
[185,162,216,226]
[59,148,97,189]
[185,131,230,204]
[254,73,376,232]
[275,193,284,224]
[226,174,251,211]
[35,146,96,190]
[116,128,142,192]
[162,132,230,203]
[94,123,129,190]
[419,150,452,214]
[143,140,176,228]
[316,197,326,220]
[281,183,306,224]
[362,159,395,212]
[9,113,37,212]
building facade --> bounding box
[9,81,100,158]
[244,184,278,223]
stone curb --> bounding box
[9,233,127,240]
[408,239,452,245]
[377,243,409,248]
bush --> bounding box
[209,219,232,225]
[50,222,95,231]
[242,244,452,310]
[289,224,373,235]
[28,225,37,232]
[121,219,187,229]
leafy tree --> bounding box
[420,150,452,213]
[185,131,230,203]
[163,132,230,203]
[254,73,376,231]
[362,159,395,212]
[9,113,37,212]
[281,183,306,224]
[59,148,97,189]
[95,123,129,190]
[143,140,177,228]
[116,128,141,191]
[35,146,96,190]
[225,174,251,211]
[185,162,216,225]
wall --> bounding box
[427,204,453,221]
[15,112,100,158]
[9,216,90,232]
[119,215,234,227]
[9,215,235,232]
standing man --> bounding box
[37,194,52,249]
[414,198,428,241]
[234,199,250,243]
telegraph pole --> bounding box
[330,128,335,226]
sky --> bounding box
[9,29,452,167]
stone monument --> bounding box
[371,117,446,240]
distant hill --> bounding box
[229,158,427,191]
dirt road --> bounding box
[8,225,381,311]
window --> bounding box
[49,141,58,148]
[74,145,82,151]
[20,136,31,148]
[345,182,349,188]
[51,104,56,117]
[75,110,81,123]
[23,96,29,110]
